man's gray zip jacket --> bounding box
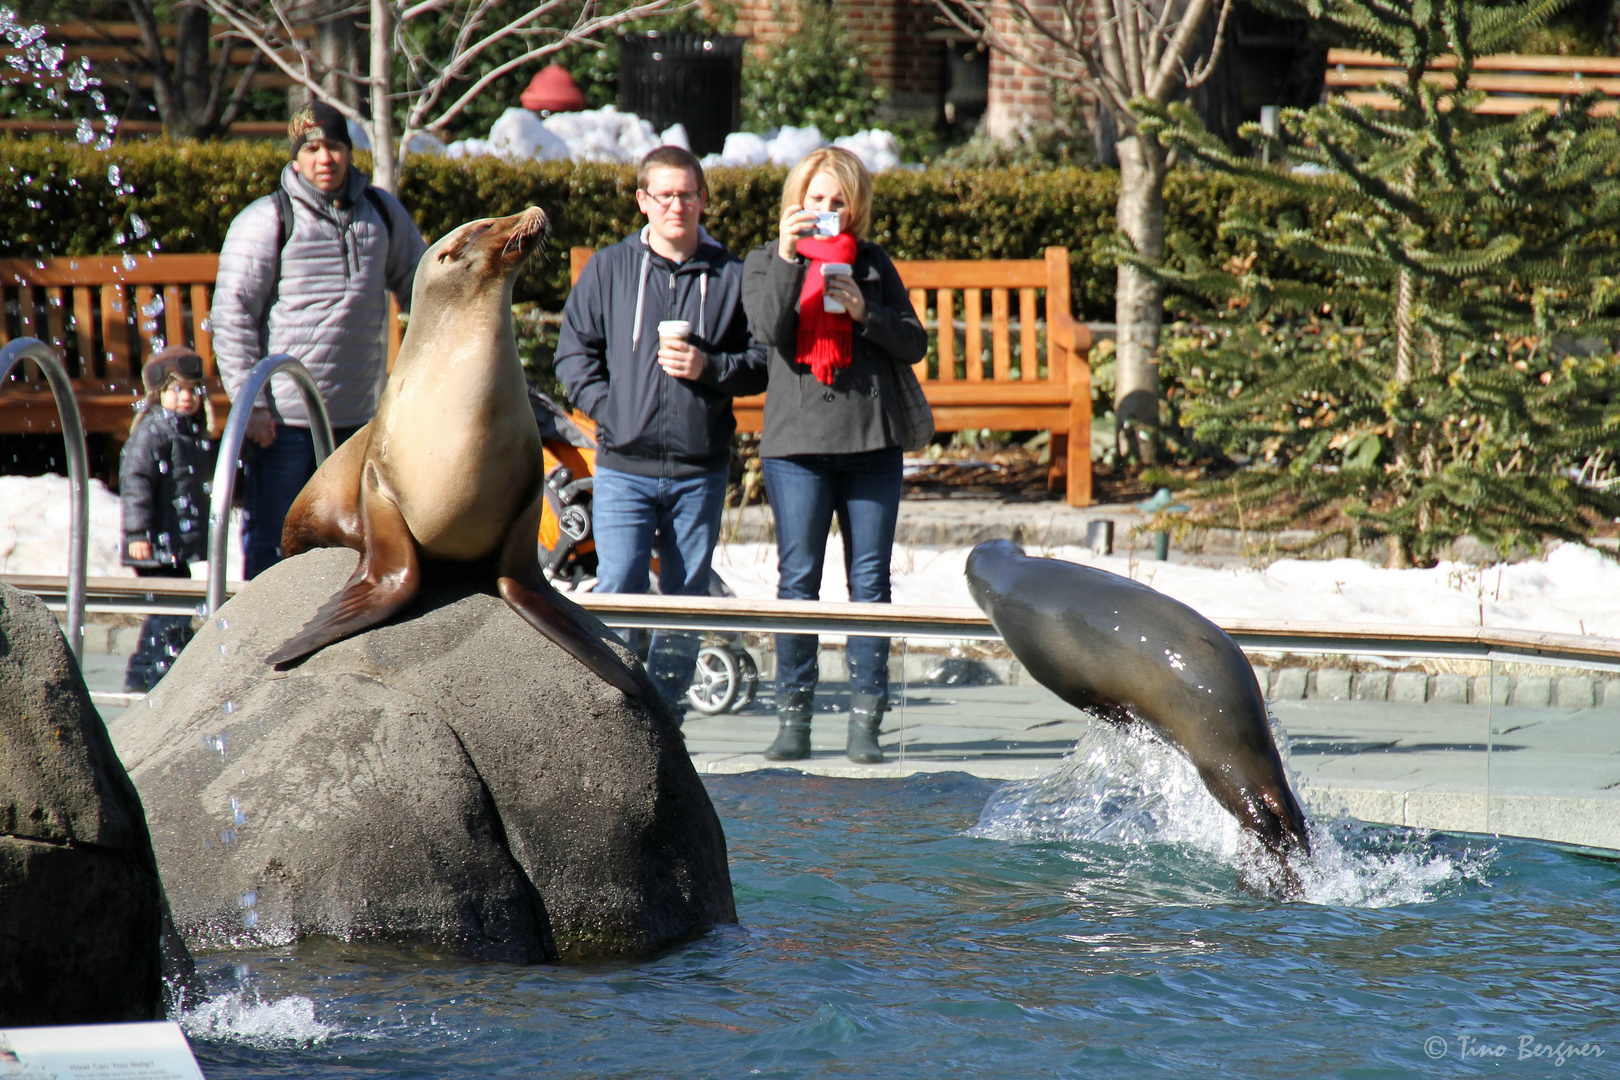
[555,228,769,478]
[211,163,426,429]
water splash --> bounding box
[180,991,336,1049]
[971,721,1489,908]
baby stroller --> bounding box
[531,389,758,715]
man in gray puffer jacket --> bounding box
[212,102,426,579]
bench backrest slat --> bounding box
[72,286,96,371]
[101,283,131,380]
[190,283,214,378]
[1325,48,1620,115]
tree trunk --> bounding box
[125,0,182,137]
[1112,133,1170,464]
[367,0,397,194]
[174,6,220,138]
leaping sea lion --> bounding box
[264,207,641,697]
[965,540,1309,857]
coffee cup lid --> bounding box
[821,262,852,275]
[658,320,691,332]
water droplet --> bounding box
[222,700,236,714]
[107,165,121,187]
[216,617,229,631]
[140,296,164,318]
[238,889,257,908]
[122,254,137,271]
[242,909,259,928]
[220,828,236,845]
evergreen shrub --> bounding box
[1142,0,1620,563]
[1,137,1330,319]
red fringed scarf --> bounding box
[795,233,859,386]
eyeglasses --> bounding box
[642,190,704,209]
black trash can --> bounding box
[618,32,745,157]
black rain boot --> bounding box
[764,688,815,761]
[846,691,886,764]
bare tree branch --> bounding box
[1183,0,1234,89]
[1146,0,1215,99]
[420,0,683,133]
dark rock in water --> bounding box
[117,548,736,962]
[0,583,193,1024]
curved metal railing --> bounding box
[206,354,335,615]
[0,338,90,663]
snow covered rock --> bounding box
[834,129,902,174]
[487,107,570,161]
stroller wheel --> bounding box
[729,650,758,712]
[688,646,742,715]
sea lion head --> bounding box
[416,206,549,306]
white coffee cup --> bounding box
[821,263,852,314]
[657,319,691,348]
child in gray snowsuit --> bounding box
[120,346,217,691]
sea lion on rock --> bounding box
[965,540,1309,856]
[265,208,640,697]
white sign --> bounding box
[0,1021,205,1080]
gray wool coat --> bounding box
[741,241,928,458]
[211,163,426,429]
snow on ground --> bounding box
[709,536,1620,638]
[433,106,907,174]
[0,474,243,581]
[5,473,1615,637]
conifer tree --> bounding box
[1141,0,1620,566]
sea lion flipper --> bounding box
[497,496,643,698]
[281,424,372,557]
[266,462,421,668]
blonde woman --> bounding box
[742,147,928,763]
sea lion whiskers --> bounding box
[501,207,549,261]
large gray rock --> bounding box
[0,584,188,1024]
[117,549,736,962]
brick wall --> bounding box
[732,0,944,113]
[983,0,1101,138]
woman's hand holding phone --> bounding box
[777,204,820,261]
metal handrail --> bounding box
[10,571,1620,674]
[206,355,335,615]
[0,339,89,662]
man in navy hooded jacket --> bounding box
[556,146,768,712]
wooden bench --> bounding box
[1325,49,1620,115]
[0,254,404,439]
[569,245,1094,506]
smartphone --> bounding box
[812,211,841,238]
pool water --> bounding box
[180,734,1620,1079]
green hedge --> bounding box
[1,138,1323,316]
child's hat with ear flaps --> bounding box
[142,346,204,392]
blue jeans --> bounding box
[241,423,362,580]
[592,466,729,707]
[763,448,902,697]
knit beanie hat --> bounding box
[142,345,204,392]
[288,101,351,155]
